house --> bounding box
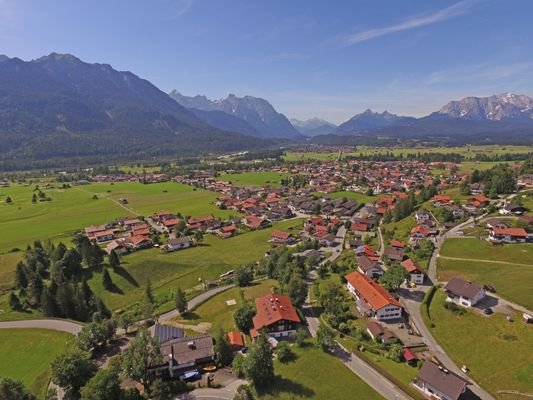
[227,331,245,351]
[500,203,528,216]
[314,231,337,247]
[402,347,418,365]
[415,361,469,400]
[383,246,404,263]
[400,258,425,284]
[166,236,193,252]
[485,218,509,229]
[105,240,129,255]
[218,224,238,239]
[270,230,294,245]
[84,225,107,236]
[431,195,451,207]
[366,320,385,340]
[415,209,432,223]
[356,255,383,278]
[151,335,215,378]
[91,230,115,243]
[444,277,485,308]
[344,271,403,321]
[123,219,143,231]
[391,240,405,249]
[251,293,301,339]
[469,182,485,195]
[489,227,528,243]
[243,215,271,230]
[467,195,490,209]
[127,235,153,250]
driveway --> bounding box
[176,378,246,400]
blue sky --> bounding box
[1,0,533,123]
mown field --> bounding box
[256,343,381,400]
[88,219,304,311]
[221,171,289,188]
[424,290,533,398]
[0,182,231,254]
[0,329,74,398]
[284,145,532,162]
[438,238,533,309]
[316,190,376,206]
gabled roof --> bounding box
[345,271,402,311]
[491,227,528,237]
[418,361,469,400]
[227,331,244,347]
[271,230,291,240]
[252,293,300,331]
[154,324,184,343]
[401,258,423,274]
[444,277,483,300]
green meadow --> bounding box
[424,290,533,398]
[0,182,231,254]
[222,171,289,187]
[0,329,74,398]
[88,218,304,311]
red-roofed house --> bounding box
[489,227,528,243]
[251,293,301,339]
[127,235,152,250]
[345,271,403,321]
[227,331,244,351]
[243,215,271,230]
[270,230,294,244]
[400,258,425,284]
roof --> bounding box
[129,235,151,246]
[491,227,528,237]
[160,335,214,367]
[391,240,405,248]
[252,293,301,331]
[154,324,184,343]
[402,347,418,362]
[227,331,244,347]
[401,258,423,274]
[418,361,469,400]
[168,236,192,245]
[345,271,402,311]
[444,277,483,300]
[366,320,384,337]
[383,246,404,261]
[271,230,291,240]
[357,255,379,272]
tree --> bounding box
[121,328,162,394]
[15,262,29,288]
[233,384,255,400]
[51,350,96,395]
[285,275,308,306]
[102,268,113,291]
[32,193,37,203]
[214,329,233,367]
[295,328,307,348]
[118,312,135,334]
[245,333,274,389]
[275,341,293,363]
[0,377,36,400]
[316,324,334,352]
[108,250,121,270]
[5,196,12,204]
[234,266,253,287]
[387,343,403,363]
[380,266,410,291]
[149,379,172,400]
[77,322,111,353]
[9,292,22,311]
[143,279,155,319]
[175,287,188,314]
[233,303,255,332]
[80,368,122,400]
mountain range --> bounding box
[0,52,532,168]
[290,118,337,136]
[169,91,301,139]
[0,53,268,162]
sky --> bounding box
[2,0,533,123]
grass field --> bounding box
[88,219,304,311]
[0,182,231,254]
[424,290,533,398]
[316,190,376,205]
[256,344,381,400]
[171,279,278,334]
[222,172,289,188]
[440,238,533,265]
[0,329,74,398]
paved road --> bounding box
[319,225,347,265]
[334,342,412,400]
[402,297,495,400]
[377,227,385,257]
[0,319,83,335]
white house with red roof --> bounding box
[250,293,301,339]
[345,271,403,321]
[400,258,425,284]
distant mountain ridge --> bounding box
[0,53,267,162]
[169,91,301,139]
[290,118,337,136]
[335,109,416,135]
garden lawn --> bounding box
[256,344,381,400]
[89,219,303,311]
[222,172,289,188]
[172,279,278,334]
[437,258,533,310]
[0,329,74,398]
[424,290,533,398]
[440,238,533,265]
[317,191,376,206]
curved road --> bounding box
[0,319,83,335]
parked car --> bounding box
[483,308,493,315]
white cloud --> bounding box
[340,0,479,46]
